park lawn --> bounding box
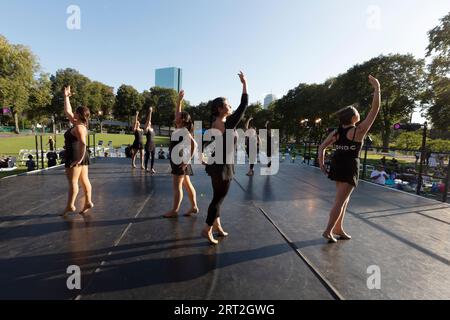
[0,133,170,156]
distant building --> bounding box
[155,67,183,92]
[264,94,277,109]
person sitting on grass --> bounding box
[370,165,389,185]
[26,155,36,172]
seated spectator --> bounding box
[380,156,387,166]
[47,151,58,168]
[158,147,166,159]
[26,155,36,172]
[59,147,66,165]
[371,165,389,185]
[0,157,10,168]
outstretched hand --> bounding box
[238,71,246,84]
[63,86,72,98]
[368,75,380,91]
[178,90,185,102]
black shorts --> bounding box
[170,162,193,176]
[328,157,360,187]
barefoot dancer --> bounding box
[131,111,145,169]
[202,72,248,244]
[265,121,272,168]
[318,75,381,243]
[61,86,94,216]
[144,107,156,174]
[245,117,259,177]
[164,90,199,218]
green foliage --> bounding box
[26,73,52,123]
[425,12,450,130]
[114,84,142,121]
[146,87,178,128]
[427,139,450,153]
[0,35,39,133]
[393,132,423,150]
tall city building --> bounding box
[264,94,277,109]
[155,67,183,92]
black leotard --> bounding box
[64,126,90,168]
[205,93,249,181]
[145,129,156,152]
[205,93,249,227]
[328,126,362,187]
[132,130,144,150]
[169,129,194,176]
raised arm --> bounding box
[226,71,249,129]
[175,90,185,122]
[145,107,153,130]
[318,130,338,174]
[356,75,381,138]
[134,111,140,131]
[245,117,253,130]
[63,86,76,125]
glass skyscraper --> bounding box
[155,67,183,92]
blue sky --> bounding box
[1,0,449,119]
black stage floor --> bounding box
[0,158,449,300]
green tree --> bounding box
[146,87,178,130]
[393,132,423,150]
[331,54,425,149]
[85,81,115,117]
[49,68,91,124]
[0,35,39,133]
[114,84,143,124]
[26,73,53,126]
[425,12,450,130]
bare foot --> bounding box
[213,223,229,237]
[163,211,179,219]
[334,230,352,240]
[79,202,94,215]
[184,207,199,217]
[202,227,219,245]
[60,206,76,217]
[132,164,137,169]
[322,232,337,243]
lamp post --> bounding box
[300,119,309,163]
[314,118,322,167]
[98,111,104,134]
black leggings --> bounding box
[206,173,232,226]
[145,149,155,170]
[246,145,257,171]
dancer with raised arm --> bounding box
[131,111,145,169]
[164,90,199,218]
[202,72,248,244]
[61,86,94,217]
[318,75,381,243]
[245,117,259,177]
[144,107,156,174]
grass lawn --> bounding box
[0,133,170,156]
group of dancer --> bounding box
[130,108,156,173]
[59,71,381,245]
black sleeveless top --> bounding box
[206,93,249,180]
[333,126,362,159]
[132,130,144,149]
[145,129,155,151]
[64,125,90,168]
